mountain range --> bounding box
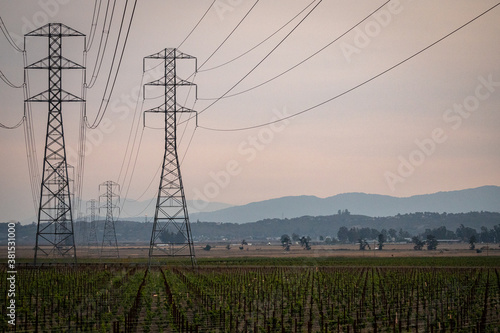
[14,186,500,225]
[189,186,500,224]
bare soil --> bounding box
[7,242,500,260]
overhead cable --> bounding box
[184,0,323,123]
[0,16,23,52]
[198,2,500,132]
[197,0,389,101]
[86,0,138,129]
[86,0,117,88]
[86,0,104,51]
[199,0,318,72]
[177,0,217,49]
[198,0,261,70]
[0,69,23,88]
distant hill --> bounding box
[190,186,500,223]
[117,199,233,222]
[4,211,499,246]
[16,199,233,224]
[191,211,500,241]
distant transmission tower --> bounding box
[27,24,86,264]
[144,48,197,267]
[86,199,99,255]
[99,181,120,258]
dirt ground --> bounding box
[7,242,500,260]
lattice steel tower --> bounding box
[99,181,120,258]
[144,48,197,266]
[86,199,99,255]
[26,24,85,264]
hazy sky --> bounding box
[1,0,499,222]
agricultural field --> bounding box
[1,258,500,332]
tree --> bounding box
[337,226,349,243]
[412,236,425,251]
[426,235,438,250]
[399,228,411,241]
[480,226,493,243]
[160,230,185,243]
[377,233,386,250]
[203,244,212,251]
[456,224,478,242]
[423,226,456,240]
[338,209,350,215]
[388,228,397,241]
[281,234,291,251]
[300,236,311,250]
[358,238,370,251]
[469,235,476,250]
[347,227,360,244]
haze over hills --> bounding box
[16,200,233,224]
[12,186,500,225]
[189,186,500,224]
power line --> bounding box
[198,0,261,70]
[0,115,23,129]
[0,69,23,88]
[74,50,89,218]
[0,68,24,129]
[177,0,216,49]
[155,2,322,185]
[120,71,198,218]
[0,16,23,52]
[197,0,389,101]
[199,0,318,72]
[185,0,323,123]
[119,127,145,213]
[86,0,104,51]
[22,49,41,214]
[22,114,39,212]
[86,0,117,88]
[73,0,103,215]
[198,2,500,132]
[117,74,146,186]
[86,0,138,129]
[134,1,319,174]
[130,161,161,202]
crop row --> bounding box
[1,265,499,332]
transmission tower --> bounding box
[26,23,86,264]
[144,48,197,267]
[86,199,99,256]
[99,181,120,258]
